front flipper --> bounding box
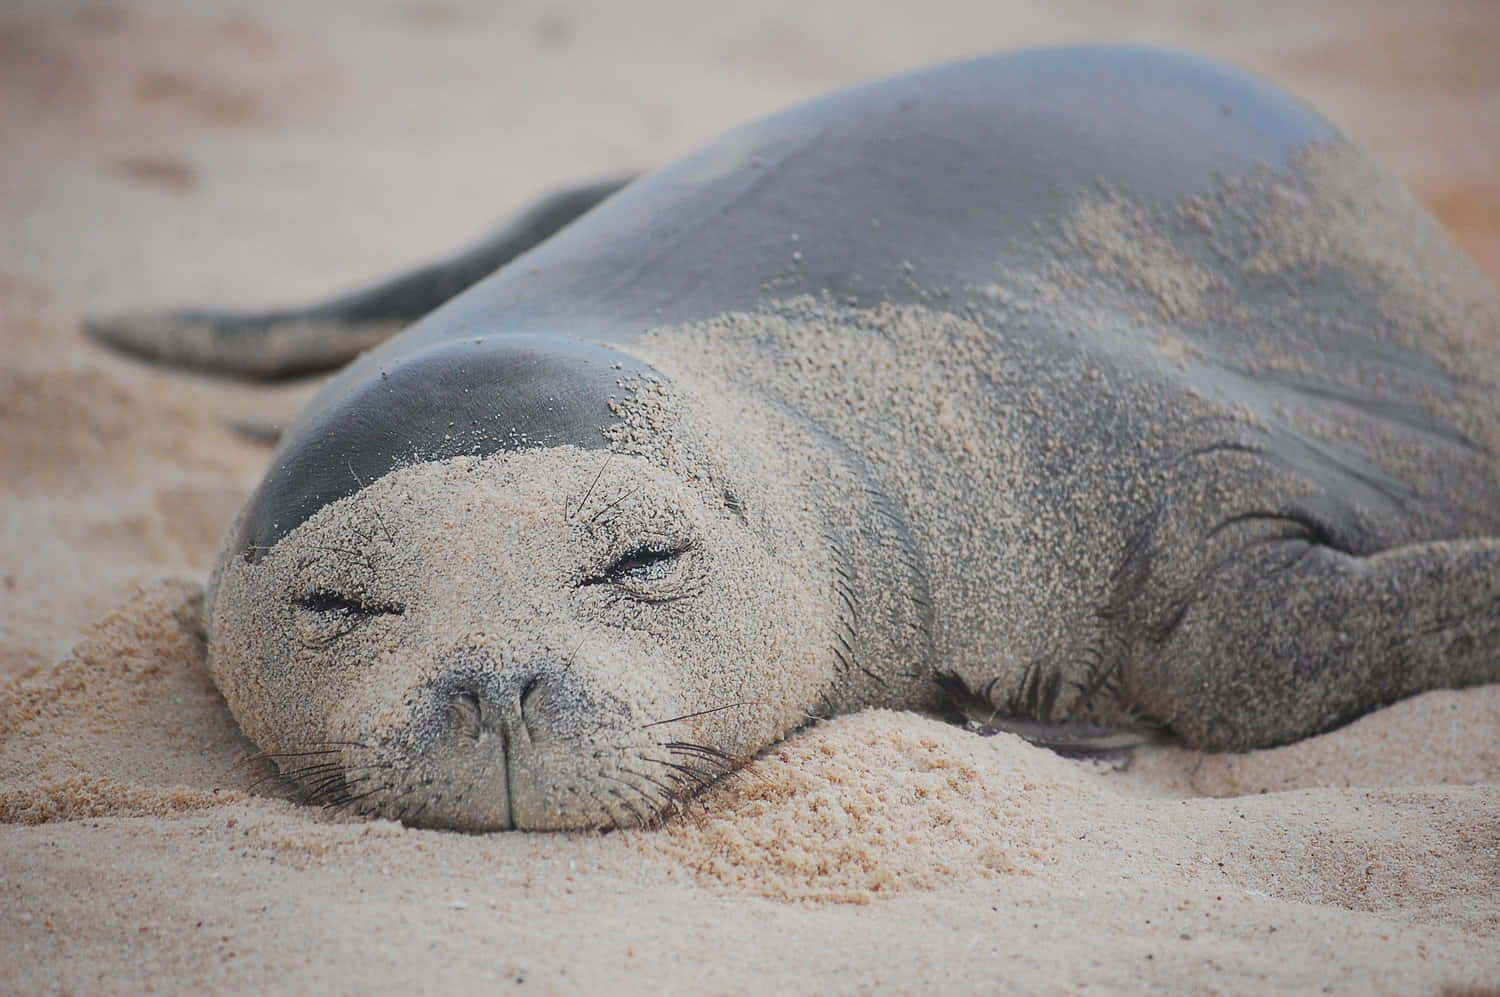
[1127,537,1500,750]
[935,672,1169,761]
[85,176,633,379]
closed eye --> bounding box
[294,590,405,618]
[581,545,690,587]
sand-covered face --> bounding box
[207,448,834,831]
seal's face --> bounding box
[208,449,833,830]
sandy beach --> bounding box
[3,1,1498,992]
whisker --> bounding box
[594,796,632,832]
[257,741,369,758]
[323,785,383,812]
[568,452,613,520]
[225,742,366,785]
[347,459,396,546]
[666,743,769,788]
[252,762,343,791]
[618,764,683,803]
[273,760,345,778]
[299,772,355,803]
[655,759,718,791]
[662,741,736,762]
[306,543,369,560]
[585,484,641,525]
[300,769,372,804]
[657,774,697,798]
[603,783,652,828]
[641,702,755,729]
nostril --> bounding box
[434,663,548,742]
[449,686,483,739]
[519,677,541,712]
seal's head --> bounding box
[206,340,837,830]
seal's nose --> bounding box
[408,643,640,830]
[443,674,542,741]
[432,647,552,745]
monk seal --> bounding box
[92,46,1500,831]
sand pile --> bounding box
[3,579,1498,991]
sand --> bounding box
[3,0,1499,993]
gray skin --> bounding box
[92,46,1500,830]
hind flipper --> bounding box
[1128,536,1500,750]
[85,176,633,380]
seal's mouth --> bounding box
[257,666,747,832]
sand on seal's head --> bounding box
[205,446,837,831]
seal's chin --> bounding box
[322,727,735,833]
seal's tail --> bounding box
[84,176,633,380]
